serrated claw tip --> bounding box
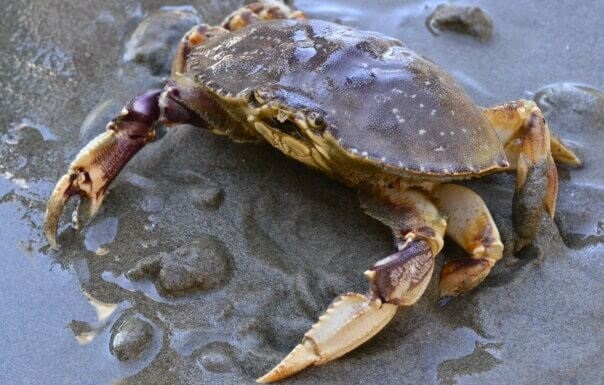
[44,173,74,249]
[257,293,398,382]
[256,340,318,383]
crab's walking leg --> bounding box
[483,100,580,249]
[484,101,580,168]
[222,2,305,32]
[257,185,446,383]
[432,184,503,297]
[172,3,305,75]
[45,86,199,249]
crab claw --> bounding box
[45,90,163,249]
[45,130,131,248]
[257,293,397,383]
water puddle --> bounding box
[83,216,119,253]
[102,271,168,304]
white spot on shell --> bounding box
[375,94,390,103]
[419,103,424,108]
[361,151,368,157]
[419,129,426,135]
[450,131,455,135]
[451,110,455,116]
[461,128,468,133]
[410,94,417,98]
[440,131,445,136]
[424,81,431,86]
[350,148,359,154]
[434,146,445,152]
[380,157,387,162]
[430,109,436,116]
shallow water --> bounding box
[0,1,602,385]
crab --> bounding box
[44,2,581,383]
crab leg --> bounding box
[484,101,580,169]
[221,2,305,32]
[483,100,580,250]
[432,184,503,297]
[45,86,198,249]
[257,186,446,383]
[172,2,305,75]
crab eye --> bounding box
[248,90,270,108]
[247,91,261,108]
[308,111,326,130]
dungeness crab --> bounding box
[44,2,581,382]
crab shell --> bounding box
[177,19,508,185]
[42,12,580,383]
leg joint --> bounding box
[366,240,435,306]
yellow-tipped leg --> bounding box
[222,2,305,32]
[483,100,581,248]
[484,100,580,169]
[550,134,581,167]
[433,184,503,297]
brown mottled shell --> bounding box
[186,19,507,175]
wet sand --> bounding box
[0,1,602,384]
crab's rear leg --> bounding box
[171,24,229,75]
[172,3,305,75]
[257,185,446,382]
[44,86,201,249]
[432,184,503,297]
[222,2,305,32]
[484,100,581,250]
[484,101,580,168]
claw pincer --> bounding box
[257,293,397,383]
[44,90,162,248]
